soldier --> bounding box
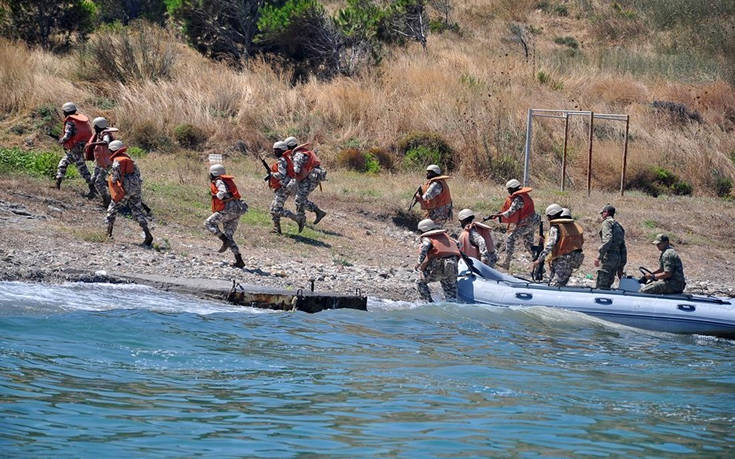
[415,218,461,303]
[285,136,327,226]
[457,208,497,267]
[640,234,686,294]
[84,117,115,208]
[594,204,627,289]
[55,102,95,196]
[486,179,541,270]
[105,140,153,247]
[532,203,585,287]
[205,164,248,268]
[413,164,452,224]
[268,141,304,234]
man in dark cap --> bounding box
[594,204,627,289]
[640,233,686,294]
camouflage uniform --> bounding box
[422,181,452,224]
[91,132,114,201]
[293,151,327,217]
[205,178,249,256]
[596,217,627,289]
[640,246,686,294]
[463,226,498,267]
[500,195,541,265]
[105,160,147,227]
[416,237,459,302]
[537,225,584,287]
[269,157,299,223]
[57,120,93,184]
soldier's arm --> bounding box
[421,182,442,201]
[272,158,289,183]
[109,161,122,182]
[292,152,305,175]
[60,121,74,144]
[597,220,613,258]
[214,178,230,200]
[417,238,432,265]
[537,226,558,261]
[499,196,523,219]
[101,133,113,145]
[469,229,489,258]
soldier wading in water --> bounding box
[415,218,461,303]
[205,164,248,268]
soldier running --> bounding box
[105,140,153,247]
[55,102,95,196]
[268,141,304,234]
[457,208,497,267]
[205,164,248,268]
[487,179,541,270]
[413,164,452,225]
[415,218,461,302]
[84,117,115,208]
[594,204,627,289]
[285,137,327,226]
[532,203,585,287]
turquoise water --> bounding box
[1,282,734,457]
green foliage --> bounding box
[714,175,733,198]
[553,4,568,16]
[127,146,147,158]
[257,0,323,36]
[554,36,579,49]
[487,154,522,183]
[428,19,459,34]
[130,121,171,152]
[627,167,693,197]
[336,147,385,173]
[0,147,65,178]
[94,0,168,25]
[1,0,96,50]
[397,131,454,171]
[31,105,62,138]
[537,70,550,84]
[173,123,207,149]
[368,146,394,170]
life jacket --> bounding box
[84,130,115,165]
[268,154,296,190]
[107,148,135,202]
[210,175,241,212]
[62,113,93,150]
[500,187,534,224]
[422,229,461,261]
[294,147,321,181]
[458,222,496,259]
[419,176,452,210]
[548,218,584,260]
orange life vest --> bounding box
[500,187,534,224]
[268,154,296,190]
[107,149,135,202]
[62,114,93,150]
[84,130,115,165]
[294,148,321,181]
[549,219,584,260]
[419,176,452,210]
[210,175,241,212]
[422,229,461,261]
[458,222,496,259]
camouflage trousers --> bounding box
[270,188,299,222]
[426,203,453,225]
[56,142,92,183]
[482,251,498,268]
[105,191,147,227]
[91,164,111,200]
[596,253,622,289]
[205,200,248,256]
[640,279,685,295]
[295,172,325,216]
[548,250,584,287]
[417,256,459,302]
[502,213,541,264]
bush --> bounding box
[368,147,394,170]
[553,36,579,49]
[173,123,207,149]
[714,175,733,197]
[130,121,171,152]
[396,131,454,171]
[1,0,96,50]
[336,147,386,173]
[0,147,65,178]
[627,167,693,197]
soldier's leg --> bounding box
[483,252,498,268]
[128,195,152,246]
[550,257,573,287]
[271,189,300,221]
[56,152,73,179]
[595,269,615,289]
[204,211,225,236]
[93,166,110,197]
[294,180,311,217]
[222,215,241,255]
[640,280,677,294]
[416,278,433,302]
[501,229,520,267]
[439,258,459,301]
[70,144,93,184]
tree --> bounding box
[94,0,167,25]
[0,0,96,50]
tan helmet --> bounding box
[284,136,298,149]
[561,207,572,218]
[505,179,521,189]
[108,140,124,152]
[209,164,226,177]
[273,141,288,151]
[92,117,108,129]
[426,164,442,175]
[545,203,563,217]
[418,218,438,233]
[457,208,474,221]
[62,102,77,113]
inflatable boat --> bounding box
[457,257,735,339]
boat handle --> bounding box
[595,297,613,305]
[515,292,533,300]
[677,304,696,312]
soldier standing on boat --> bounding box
[268,141,304,234]
[105,140,153,247]
[55,102,95,196]
[285,137,327,226]
[205,164,248,268]
[457,208,497,267]
[415,218,461,302]
[640,233,686,294]
[594,204,627,289]
[486,179,541,270]
[84,117,115,208]
[532,204,585,286]
[413,165,452,225]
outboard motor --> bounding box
[618,275,641,292]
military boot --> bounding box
[141,224,153,248]
[232,253,245,269]
[313,208,327,225]
[53,177,62,189]
[106,221,114,238]
[102,195,111,209]
[217,234,231,253]
[271,219,282,234]
[297,214,306,233]
[84,182,97,199]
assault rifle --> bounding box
[530,220,545,282]
[256,152,271,182]
[407,185,422,211]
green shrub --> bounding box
[627,167,693,196]
[127,146,146,158]
[553,4,568,16]
[336,147,385,173]
[714,175,733,197]
[368,147,394,170]
[537,70,550,84]
[397,131,454,171]
[131,121,171,152]
[554,36,579,49]
[173,123,207,149]
[0,147,66,178]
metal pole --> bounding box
[620,114,630,196]
[587,112,594,197]
[523,109,533,186]
[561,113,569,191]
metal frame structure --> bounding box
[523,109,630,196]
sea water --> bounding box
[1,281,733,457]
